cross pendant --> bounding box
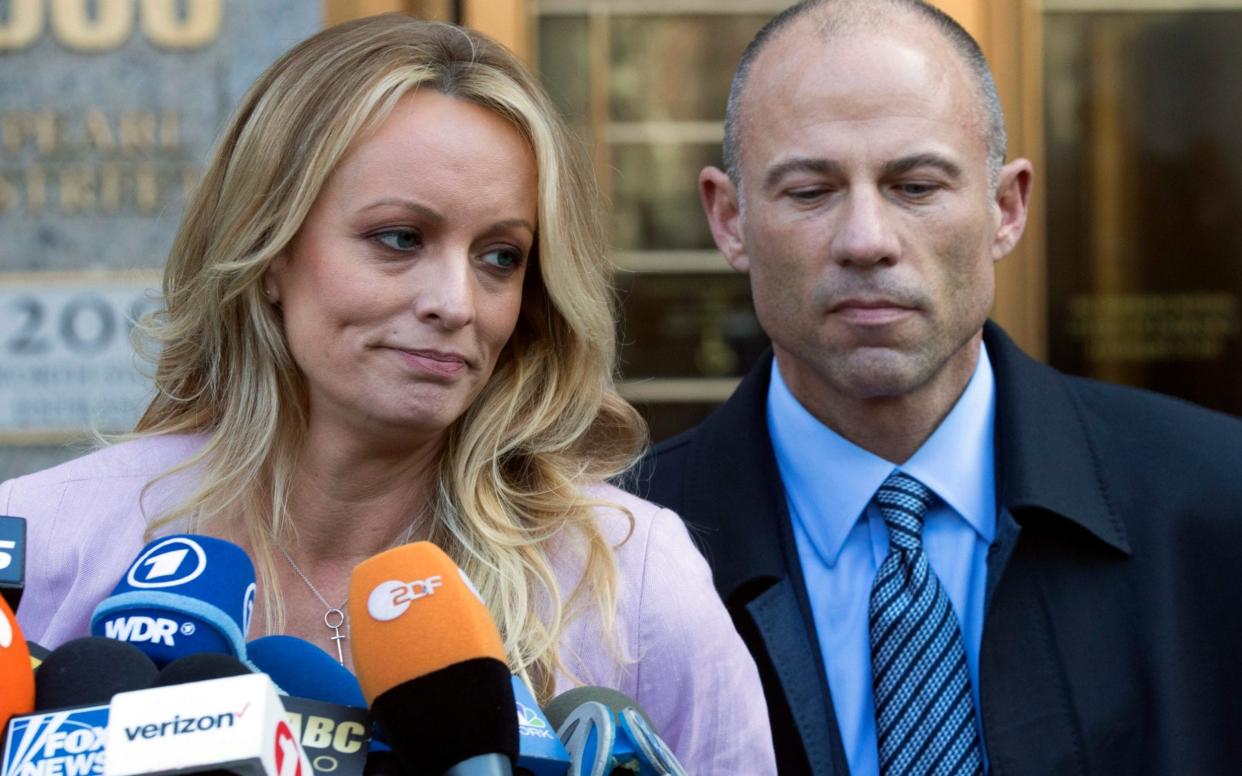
[324,608,347,665]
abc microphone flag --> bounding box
[349,542,518,776]
[89,535,257,666]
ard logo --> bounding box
[126,537,207,589]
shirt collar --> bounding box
[767,343,997,567]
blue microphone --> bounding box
[248,635,372,776]
[89,535,256,666]
[510,675,572,776]
[247,634,366,707]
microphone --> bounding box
[104,672,313,776]
[247,635,371,776]
[26,641,49,670]
[510,675,571,776]
[0,516,26,612]
[2,639,154,776]
[545,688,687,776]
[349,542,518,776]
[34,638,159,710]
[153,652,255,687]
[89,534,257,667]
[1,595,34,735]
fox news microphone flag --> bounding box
[349,542,518,776]
[89,535,257,667]
[0,594,34,734]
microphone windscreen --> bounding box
[247,635,366,708]
[89,534,257,666]
[1,595,34,730]
[544,686,654,732]
[34,637,157,710]
[349,542,516,775]
[153,652,254,687]
[348,541,505,702]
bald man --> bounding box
[632,2,1242,774]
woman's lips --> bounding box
[391,348,469,377]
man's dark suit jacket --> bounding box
[631,322,1242,775]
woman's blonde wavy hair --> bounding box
[131,13,646,700]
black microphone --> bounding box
[2,638,156,776]
[35,637,159,710]
[0,515,27,612]
[152,652,255,687]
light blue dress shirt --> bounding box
[767,344,996,776]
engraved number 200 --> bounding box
[0,0,222,52]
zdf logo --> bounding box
[127,537,207,588]
[367,576,443,622]
[0,608,12,648]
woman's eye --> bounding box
[481,247,523,270]
[375,229,421,251]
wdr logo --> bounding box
[126,537,207,589]
[102,616,194,647]
[1,707,109,776]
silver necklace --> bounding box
[277,544,349,665]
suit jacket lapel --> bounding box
[681,352,845,776]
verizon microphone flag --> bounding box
[104,673,312,776]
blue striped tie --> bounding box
[870,472,984,775]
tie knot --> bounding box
[875,472,934,552]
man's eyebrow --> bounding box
[882,153,963,179]
[763,157,845,191]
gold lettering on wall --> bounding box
[0,0,42,50]
[0,0,221,52]
[141,0,221,50]
[0,164,197,215]
[1068,293,1241,361]
[50,0,133,53]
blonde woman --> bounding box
[1,14,775,772]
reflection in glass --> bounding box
[616,272,766,380]
[608,15,769,122]
[1044,10,1242,415]
[612,143,720,251]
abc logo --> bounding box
[366,576,443,622]
[126,537,207,589]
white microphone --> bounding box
[103,672,314,776]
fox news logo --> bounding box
[1,706,109,776]
[126,537,207,589]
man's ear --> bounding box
[991,158,1033,262]
[699,166,749,272]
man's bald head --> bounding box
[723,0,1006,190]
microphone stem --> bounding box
[442,753,512,776]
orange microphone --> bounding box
[349,541,517,776]
[0,595,34,736]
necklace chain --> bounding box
[275,522,419,666]
[277,543,350,665]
